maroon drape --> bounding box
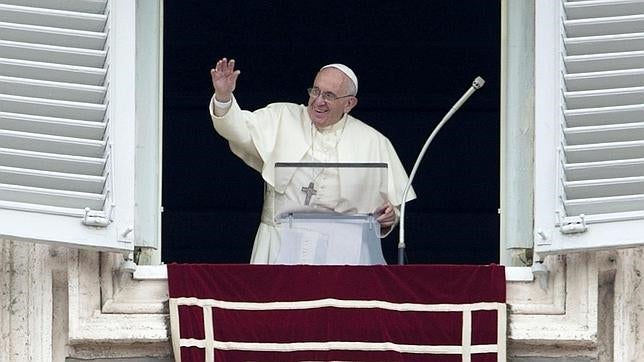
[168,264,506,362]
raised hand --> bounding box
[210,58,241,102]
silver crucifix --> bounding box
[301,182,317,205]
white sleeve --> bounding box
[211,95,232,116]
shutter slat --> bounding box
[564,176,644,198]
[564,68,644,91]
[564,121,644,144]
[564,104,644,127]
[0,40,106,67]
[0,129,106,158]
[0,165,104,193]
[564,86,644,109]
[564,14,644,37]
[0,22,106,50]
[564,140,644,163]
[0,0,107,14]
[565,32,644,55]
[0,75,105,103]
[565,50,644,73]
[0,111,104,139]
[564,158,644,181]
[565,0,644,20]
[0,94,105,121]
[0,148,105,175]
[0,57,105,85]
[0,183,104,209]
[0,4,106,32]
[563,194,644,215]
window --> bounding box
[533,0,644,255]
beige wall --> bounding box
[2,239,644,361]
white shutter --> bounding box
[534,0,644,255]
[0,0,136,252]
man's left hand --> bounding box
[375,201,396,228]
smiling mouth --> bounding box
[314,108,327,114]
[308,105,328,121]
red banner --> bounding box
[168,264,506,362]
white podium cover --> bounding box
[273,162,388,265]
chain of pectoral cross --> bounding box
[301,120,346,205]
[300,154,326,205]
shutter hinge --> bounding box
[557,213,588,234]
[82,205,115,227]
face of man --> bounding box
[307,68,357,128]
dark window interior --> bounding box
[162,1,501,264]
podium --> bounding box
[273,162,388,265]
[275,213,386,265]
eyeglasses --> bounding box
[307,87,354,102]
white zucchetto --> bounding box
[320,63,358,95]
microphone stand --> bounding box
[398,76,486,265]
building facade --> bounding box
[1,1,644,361]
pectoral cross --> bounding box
[301,182,317,205]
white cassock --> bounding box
[210,96,416,264]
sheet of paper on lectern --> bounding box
[276,220,365,265]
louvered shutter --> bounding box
[0,0,135,252]
[534,0,644,255]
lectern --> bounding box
[273,162,389,265]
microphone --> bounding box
[397,76,486,265]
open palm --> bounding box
[210,58,240,101]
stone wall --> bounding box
[2,239,644,361]
[0,240,170,361]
